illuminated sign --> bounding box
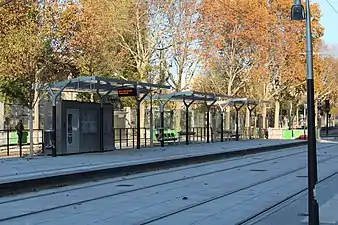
[117,88,137,97]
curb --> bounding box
[0,141,307,196]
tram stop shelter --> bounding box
[148,91,233,147]
[44,76,170,157]
[217,98,270,141]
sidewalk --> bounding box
[0,140,305,186]
[302,193,338,225]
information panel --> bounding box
[117,88,137,97]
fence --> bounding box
[0,129,44,157]
[113,126,266,149]
[0,127,266,158]
[114,127,215,149]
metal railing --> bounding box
[115,128,149,149]
[0,129,44,157]
[0,127,267,158]
[113,127,268,148]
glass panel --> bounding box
[82,109,98,133]
[68,113,73,144]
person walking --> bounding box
[15,120,24,146]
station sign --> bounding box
[117,88,138,97]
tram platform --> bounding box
[0,140,306,193]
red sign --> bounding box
[117,88,137,97]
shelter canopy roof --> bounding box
[47,76,171,95]
[217,98,270,108]
[149,91,233,103]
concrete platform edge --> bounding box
[0,141,307,196]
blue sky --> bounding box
[315,0,338,45]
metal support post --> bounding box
[326,112,329,136]
[205,100,217,143]
[6,129,9,156]
[305,0,319,223]
[52,100,57,157]
[183,99,195,145]
[206,108,210,143]
[48,81,70,157]
[149,92,154,147]
[160,104,165,148]
[247,105,258,140]
[99,101,104,152]
[220,112,224,142]
[135,90,149,150]
[185,107,189,145]
[112,103,115,150]
[234,104,244,141]
[136,100,141,149]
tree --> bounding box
[197,0,271,128]
[0,1,77,157]
[151,0,201,130]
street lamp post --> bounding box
[291,0,319,225]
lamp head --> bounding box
[291,0,305,20]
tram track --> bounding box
[0,145,312,204]
[235,172,338,225]
[137,146,338,225]
[0,143,336,224]
[0,141,307,197]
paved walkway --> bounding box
[0,140,303,185]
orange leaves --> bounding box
[195,0,325,103]
[313,52,338,98]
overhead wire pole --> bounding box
[304,0,320,224]
[291,0,319,224]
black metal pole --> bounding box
[112,104,115,150]
[136,100,141,149]
[160,106,165,147]
[19,134,22,157]
[305,0,319,223]
[221,112,224,142]
[185,106,189,145]
[307,79,319,225]
[52,103,57,157]
[249,109,252,140]
[235,107,239,141]
[6,129,9,156]
[326,112,329,136]
[99,103,104,152]
[41,129,44,154]
[206,107,210,143]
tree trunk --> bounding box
[296,105,299,128]
[33,90,40,129]
[245,107,250,138]
[274,100,280,128]
[29,107,34,158]
[149,94,153,147]
[140,102,146,138]
[226,106,231,130]
[191,110,195,128]
[175,102,182,131]
[315,100,318,127]
[288,102,293,129]
[0,102,4,130]
[262,104,267,129]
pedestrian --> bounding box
[15,120,24,146]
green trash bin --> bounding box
[22,132,28,144]
[10,131,28,145]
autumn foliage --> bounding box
[0,0,337,121]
